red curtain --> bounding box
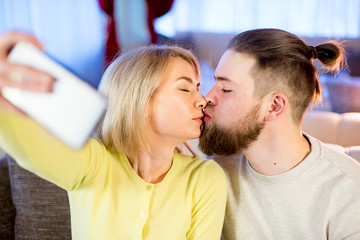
[146,0,175,44]
[98,0,174,65]
[98,0,119,64]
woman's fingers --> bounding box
[0,32,54,92]
[0,32,43,60]
[0,63,55,115]
[0,62,55,92]
[0,32,56,115]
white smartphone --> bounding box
[2,41,107,149]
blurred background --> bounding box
[155,0,360,38]
[1,0,360,113]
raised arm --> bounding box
[0,32,103,191]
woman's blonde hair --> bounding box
[96,45,200,159]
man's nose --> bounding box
[205,88,217,106]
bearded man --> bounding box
[199,28,360,240]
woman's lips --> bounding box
[193,117,203,124]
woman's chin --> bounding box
[191,131,201,139]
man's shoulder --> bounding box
[211,153,246,179]
[315,139,360,189]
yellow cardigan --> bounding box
[0,110,227,240]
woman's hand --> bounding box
[0,32,55,114]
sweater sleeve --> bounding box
[187,160,227,240]
[330,199,360,240]
[0,110,106,191]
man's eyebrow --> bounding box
[177,76,200,87]
[214,76,231,82]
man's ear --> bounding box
[264,92,288,122]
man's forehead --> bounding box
[217,49,255,67]
[215,50,256,84]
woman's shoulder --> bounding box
[87,137,105,147]
[85,137,115,159]
[174,153,227,202]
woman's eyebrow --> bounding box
[177,76,200,88]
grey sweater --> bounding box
[215,135,360,240]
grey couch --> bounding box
[0,155,71,239]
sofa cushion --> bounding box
[302,111,360,147]
[7,155,71,239]
[0,156,15,240]
[302,111,340,145]
[337,112,360,147]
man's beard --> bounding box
[199,104,265,156]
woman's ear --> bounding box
[264,92,288,122]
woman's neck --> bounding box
[130,142,176,184]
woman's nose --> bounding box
[196,94,207,109]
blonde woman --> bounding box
[0,32,227,240]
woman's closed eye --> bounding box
[180,89,190,92]
[222,89,232,93]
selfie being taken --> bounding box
[1,0,360,240]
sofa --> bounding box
[1,111,360,239]
[0,155,71,239]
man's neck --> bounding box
[243,124,311,176]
